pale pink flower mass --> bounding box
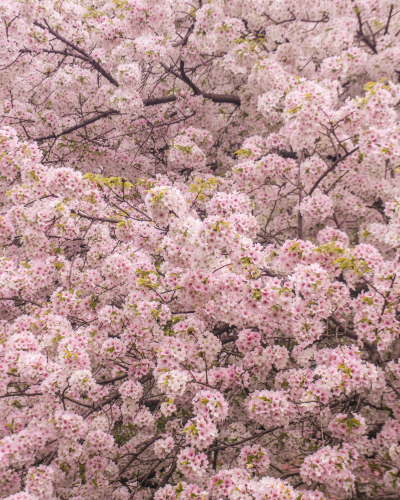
[0,1,400,499]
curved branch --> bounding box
[156,458,177,492]
[70,210,119,224]
[97,374,128,385]
[34,110,119,142]
[32,94,237,143]
[20,48,92,63]
[0,392,43,399]
[308,147,359,195]
[179,60,201,95]
[159,62,242,106]
[0,297,42,308]
[33,20,120,87]
[83,392,120,419]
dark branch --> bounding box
[20,48,92,63]
[203,92,241,106]
[143,96,178,106]
[308,147,359,195]
[34,110,119,142]
[0,392,43,399]
[70,210,119,224]
[144,93,241,107]
[97,374,128,385]
[33,20,120,87]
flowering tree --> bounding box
[2,0,400,499]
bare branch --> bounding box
[308,147,359,195]
[0,392,43,399]
[20,48,92,63]
[34,110,119,142]
[97,374,128,385]
[33,20,120,87]
[70,210,119,224]
[385,4,394,35]
[143,96,178,106]
[144,93,241,107]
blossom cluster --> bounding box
[0,1,400,500]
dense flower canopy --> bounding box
[1,0,400,499]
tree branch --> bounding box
[70,210,119,224]
[144,93,241,107]
[203,92,241,105]
[83,392,120,419]
[33,20,120,87]
[34,110,119,142]
[386,380,400,399]
[0,297,42,308]
[179,60,201,95]
[156,459,177,491]
[308,147,359,195]
[385,5,394,35]
[0,392,43,399]
[143,96,178,106]
[32,91,239,143]
[356,12,378,54]
[117,436,161,478]
[97,374,128,385]
[155,63,241,106]
[20,48,92,63]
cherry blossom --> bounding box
[0,1,400,499]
